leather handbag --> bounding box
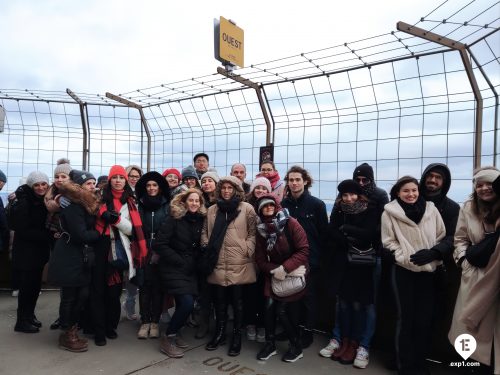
[271,275,306,298]
[347,244,376,266]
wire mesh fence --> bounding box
[0,0,498,207]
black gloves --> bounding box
[410,249,440,266]
[101,210,120,225]
[465,231,499,268]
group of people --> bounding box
[0,152,498,375]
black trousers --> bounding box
[392,265,435,374]
[89,236,122,337]
[16,267,44,320]
[264,297,300,343]
[59,286,89,329]
[139,281,162,323]
[213,284,243,330]
[242,273,266,328]
[301,267,320,330]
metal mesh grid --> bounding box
[0,0,498,206]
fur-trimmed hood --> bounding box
[58,182,100,215]
[170,188,207,219]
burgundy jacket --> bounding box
[255,216,309,302]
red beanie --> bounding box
[108,165,128,181]
[162,168,182,180]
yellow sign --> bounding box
[218,16,244,67]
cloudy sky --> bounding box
[0,0,440,93]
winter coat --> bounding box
[48,183,100,287]
[381,200,446,272]
[329,202,378,304]
[10,184,51,270]
[201,201,257,286]
[138,197,169,283]
[0,197,8,252]
[153,200,205,295]
[281,190,328,269]
[419,163,460,259]
[448,200,500,373]
[49,204,99,287]
[255,216,309,302]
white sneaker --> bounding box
[256,328,266,343]
[11,290,19,297]
[353,346,369,369]
[246,325,256,341]
[319,338,340,358]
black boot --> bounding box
[205,320,226,350]
[14,319,39,333]
[228,329,242,356]
[31,315,42,328]
[50,318,61,330]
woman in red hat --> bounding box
[90,165,148,346]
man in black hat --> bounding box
[193,153,209,180]
[352,163,389,218]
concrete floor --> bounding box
[0,290,459,375]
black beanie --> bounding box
[338,179,363,195]
[70,170,96,186]
[353,163,374,182]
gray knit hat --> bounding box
[26,171,49,188]
[0,169,6,183]
[219,175,244,192]
[70,170,96,186]
[182,165,198,181]
[126,164,143,177]
[54,158,72,176]
[201,171,220,184]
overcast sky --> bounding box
[0,0,440,93]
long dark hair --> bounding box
[101,182,134,208]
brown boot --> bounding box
[331,338,349,361]
[59,326,88,352]
[160,335,184,358]
[339,339,358,364]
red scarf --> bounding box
[95,189,148,286]
[257,171,281,190]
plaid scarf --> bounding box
[256,208,290,251]
[96,196,148,286]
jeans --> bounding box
[124,279,138,314]
[332,257,381,349]
[166,294,195,335]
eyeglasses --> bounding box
[128,175,140,180]
[355,177,370,184]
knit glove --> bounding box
[270,265,287,281]
[101,210,120,225]
[288,265,306,277]
[59,196,71,209]
[410,249,440,266]
[465,231,499,268]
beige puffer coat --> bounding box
[201,201,257,286]
[381,200,446,272]
[448,200,499,373]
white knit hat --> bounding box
[473,167,500,188]
[249,177,272,194]
[26,171,49,188]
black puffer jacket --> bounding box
[10,184,51,270]
[48,183,100,287]
[419,163,460,259]
[49,203,100,287]
[153,201,205,295]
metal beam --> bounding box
[105,92,151,171]
[217,66,274,146]
[397,22,483,169]
[67,88,89,170]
